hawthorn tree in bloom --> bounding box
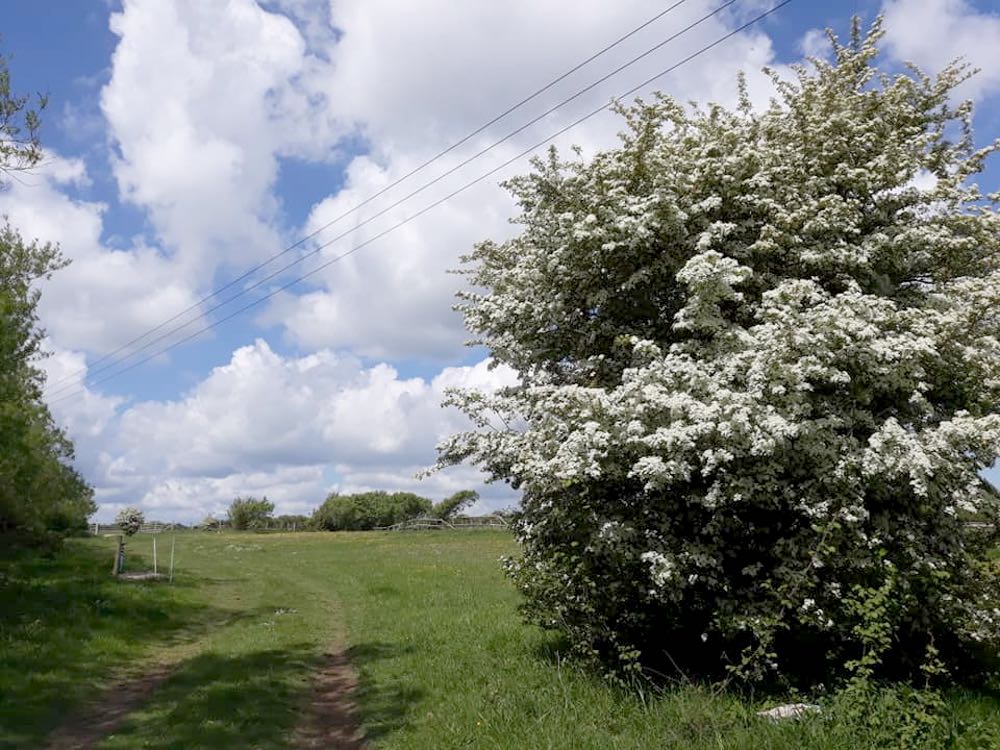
[439,21,1000,684]
[115,506,144,537]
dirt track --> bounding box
[44,647,365,750]
[44,663,176,750]
[292,647,367,749]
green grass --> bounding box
[0,538,205,748]
[2,530,1000,749]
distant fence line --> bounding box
[90,515,510,535]
[378,515,510,531]
[90,521,302,535]
[92,521,179,536]
[86,518,997,537]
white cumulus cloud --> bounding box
[101,0,345,278]
[881,0,1000,102]
[16,0,807,521]
[47,339,519,521]
[0,154,204,355]
[266,0,789,360]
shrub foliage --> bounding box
[115,506,144,537]
[312,491,432,530]
[0,55,93,540]
[227,496,275,531]
[440,21,1000,685]
[0,274,95,538]
[431,490,479,520]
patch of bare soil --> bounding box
[44,663,175,750]
[117,571,166,582]
[44,647,365,749]
[292,647,367,749]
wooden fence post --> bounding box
[169,535,176,583]
[112,535,125,576]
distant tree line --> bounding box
[311,489,479,530]
[311,491,431,531]
[221,489,481,532]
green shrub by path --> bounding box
[0,53,95,543]
[4,532,1000,749]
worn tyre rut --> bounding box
[43,663,176,750]
[291,646,367,749]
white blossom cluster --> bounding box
[115,506,145,537]
[439,21,1000,682]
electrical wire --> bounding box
[43,0,694,393]
[46,0,737,399]
[48,0,793,407]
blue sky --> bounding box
[1,0,998,521]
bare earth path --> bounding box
[42,648,366,750]
[43,663,176,750]
[292,646,367,749]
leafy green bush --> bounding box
[431,490,479,520]
[0,227,95,540]
[439,20,1000,686]
[227,496,275,531]
[311,491,432,530]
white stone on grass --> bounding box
[756,703,822,721]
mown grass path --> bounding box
[3,531,1000,749]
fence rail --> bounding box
[92,522,178,536]
[378,515,510,531]
[90,516,511,535]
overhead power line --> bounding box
[45,0,734,400]
[44,0,694,395]
[48,0,793,407]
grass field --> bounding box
[3,530,1000,749]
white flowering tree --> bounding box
[115,506,144,537]
[439,21,1000,685]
